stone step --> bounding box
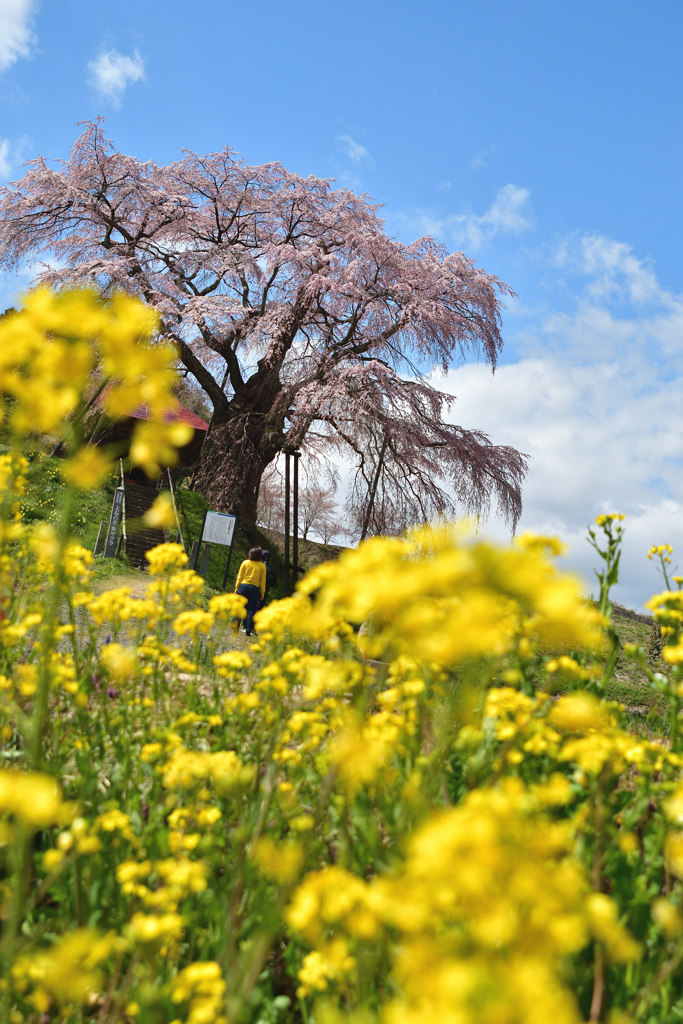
[125,532,166,568]
[123,486,159,514]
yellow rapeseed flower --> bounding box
[127,911,184,944]
[12,928,118,1006]
[288,778,640,1022]
[101,643,139,681]
[143,492,178,529]
[173,609,214,636]
[0,769,63,827]
[281,526,601,669]
[651,898,681,939]
[62,446,113,490]
[129,420,193,477]
[209,592,248,621]
[253,836,304,884]
[146,543,189,576]
[596,513,626,526]
[549,692,610,733]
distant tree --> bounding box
[0,121,527,532]
[255,462,341,548]
[256,464,284,532]
[298,476,338,541]
[256,463,338,541]
[318,514,343,545]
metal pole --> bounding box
[167,468,184,549]
[189,510,208,571]
[292,451,300,593]
[284,452,291,596]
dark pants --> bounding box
[237,583,261,634]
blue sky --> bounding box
[1,0,682,606]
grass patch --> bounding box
[18,444,114,551]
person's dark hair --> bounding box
[248,547,263,561]
[261,549,271,560]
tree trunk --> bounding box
[194,414,282,535]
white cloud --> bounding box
[87,48,145,106]
[470,147,495,170]
[0,139,11,178]
[0,0,37,72]
[0,134,30,180]
[554,234,666,307]
[434,239,683,609]
[438,357,683,610]
[337,134,372,166]
[311,226,680,610]
[450,183,534,250]
[389,184,534,252]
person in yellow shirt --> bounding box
[235,547,267,635]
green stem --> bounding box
[0,825,30,1020]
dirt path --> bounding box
[91,569,152,598]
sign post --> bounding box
[191,510,238,585]
[93,521,106,556]
[222,530,238,591]
[199,543,212,578]
[104,488,125,558]
[202,511,237,547]
[188,540,201,571]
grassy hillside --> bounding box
[260,527,348,577]
[16,443,114,551]
[604,606,656,708]
[10,441,288,596]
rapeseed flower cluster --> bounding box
[2,513,681,1023]
[288,781,640,1022]
[0,288,190,481]
[258,524,602,672]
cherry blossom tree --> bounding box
[256,463,339,541]
[318,515,343,546]
[256,463,285,532]
[0,121,527,531]
[298,476,338,541]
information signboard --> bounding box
[201,511,237,547]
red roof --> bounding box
[126,403,210,432]
[94,385,210,432]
